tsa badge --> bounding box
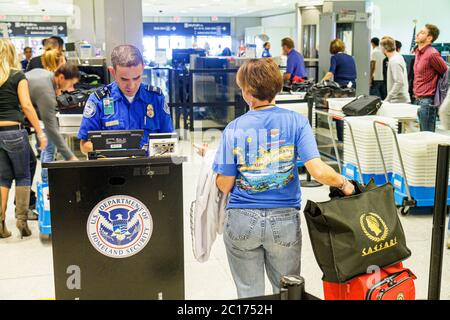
[147,104,155,118]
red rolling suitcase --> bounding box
[323,263,416,300]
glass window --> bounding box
[143,36,156,64]
[196,36,232,56]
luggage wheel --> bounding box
[398,206,410,216]
[39,233,52,244]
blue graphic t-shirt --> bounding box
[212,107,320,209]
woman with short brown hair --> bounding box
[322,39,357,142]
[322,39,357,88]
[212,58,355,298]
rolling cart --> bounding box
[314,109,366,186]
[373,121,420,215]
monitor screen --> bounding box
[88,130,143,151]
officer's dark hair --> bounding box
[395,40,402,50]
[263,42,270,48]
[111,45,144,69]
[49,36,64,49]
[44,37,63,50]
[23,47,32,53]
[371,37,380,47]
[55,62,80,80]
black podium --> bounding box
[44,157,185,300]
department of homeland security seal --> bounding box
[87,195,153,259]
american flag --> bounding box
[410,20,418,53]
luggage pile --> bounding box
[304,180,416,300]
[343,116,398,186]
[392,132,450,208]
[310,80,355,109]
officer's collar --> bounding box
[110,82,146,104]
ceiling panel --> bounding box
[0,0,298,17]
[0,0,74,16]
[142,0,298,17]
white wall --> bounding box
[261,13,296,28]
[260,12,296,56]
[370,0,450,53]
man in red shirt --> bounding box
[413,24,448,132]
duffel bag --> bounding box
[311,80,355,109]
[57,89,92,114]
[342,95,382,116]
[303,180,412,283]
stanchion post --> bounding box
[428,144,450,300]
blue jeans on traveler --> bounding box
[415,97,437,132]
[224,208,302,299]
[370,80,387,100]
[0,129,31,188]
[40,130,56,184]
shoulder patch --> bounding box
[83,100,97,119]
[145,85,163,96]
[94,86,110,100]
[164,102,171,115]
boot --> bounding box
[15,186,32,238]
[0,220,11,239]
[0,194,11,238]
[27,209,38,221]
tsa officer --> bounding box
[281,37,307,83]
[78,45,174,155]
[262,42,272,58]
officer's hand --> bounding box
[37,132,48,151]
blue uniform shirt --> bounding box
[212,107,320,209]
[77,81,173,148]
[286,49,307,80]
[262,49,272,58]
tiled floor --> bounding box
[0,138,449,300]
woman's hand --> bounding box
[37,132,48,151]
[342,179,356,196]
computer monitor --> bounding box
[88,130,143,151]
[65,42,76,52]
[172,48,206,67]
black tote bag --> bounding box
[304,182,411,283]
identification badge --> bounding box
[147,104,155,118]
[103,98,115,115]
[105,120,120,127]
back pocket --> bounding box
[270,210,301,247]
[225,210,258,241]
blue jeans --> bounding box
[415,97,437,132]
[370,80,387,100]
[40,131,56,184]
[0,129,31,188]
[224,208,302,299]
